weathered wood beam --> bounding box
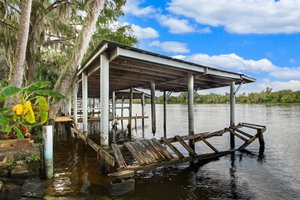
[175,135,197,157]
[161,137,184,159]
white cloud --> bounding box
[131,24,159,39]
[123,0,156,16]
[181,53,300,80]
[172,55,187,59]
[167,0,300,34]
[149,40,190,53]
[158,16,196,34]
[269,67,300,79]
[189,53,277,72]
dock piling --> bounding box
[150,82,156,135]
[230,81,236,149]
[188,74,195,152]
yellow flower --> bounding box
[12,104,24,115]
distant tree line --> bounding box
[143,88,300,104]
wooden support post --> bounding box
[230,81,235,149]
[73,82,78,125]
[188,74,195,153]
[92,98,95,117]
[258,129,265,147]
[111,91,116,144]
[141,93,145,138]
[135,114,138,133]
[150,82,156,135]
[128,88,133,141]
[121,96,125,131]
[163,91,167,138]
[82,71,88,134]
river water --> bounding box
[44,104,300,200]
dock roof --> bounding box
[78,40,255,97]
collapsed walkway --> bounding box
[72,122,266,178]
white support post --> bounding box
[82,71,88,134]
[43,125,53,179]
[188,74,195,151]
[67,95,72,116]
[100,53,109,146]
[150,82,156,135]
[230,81,235,149]
[73,83,78,125]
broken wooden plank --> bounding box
[124,142,146,165]
[238,133,259,150]
[175,135,197,157]
[161,137,184,159]
[73,127,115,166]
[234,128,253,138]
[199,136,219,153]
[150,138,173,160]
[108,170,135,179]
[140,140,164,162]
[229,129,248,142]
[126,151,230,172]
[135,140,157,164]
[112,144,127,169]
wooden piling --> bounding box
[188,74,195,153]
[121,96,125,131]
[141,93,145,137]
[258,129,265,147]
[230,81,235,149]
[150,82,156,135]
[128,88,133,141]
[163,91,167,138]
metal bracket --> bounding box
[234,81,243,96]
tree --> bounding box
[49,0,105,119]
[5,0,32,106]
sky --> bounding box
[120,0,300,94]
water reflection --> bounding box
[44,105,300,199]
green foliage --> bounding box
[153,89,300,105]
[0,81,64,139]
[25,153,40,163]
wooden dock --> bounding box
[72,122,266,179]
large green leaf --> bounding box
[0,86,21,98]
[34,90,65,99]
[25,102,36,124]
[25,81,51,93]
[12,125,25,139]
[36,96,49,124]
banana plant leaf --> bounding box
[36,96,49,124]
[0,86,20,98]
[24,81,51,93]
[34,90,64,99]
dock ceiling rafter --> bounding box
[77,40,255,97]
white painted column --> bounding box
[67,95,72,116]
[100,53,109,146]
[73,82,78,125]
[188,74,195,151]
[43,125,53,179]
[82,71,88,134]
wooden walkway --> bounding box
[72,122,266,179]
